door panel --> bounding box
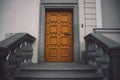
[45,9,73,62]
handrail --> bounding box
[84,33,120,80]
[93,28,120,33]
[0,33,35,50]
[84,33,120,50]
[0,33,36,80]
[0,33,35,59]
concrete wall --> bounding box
[0,0,40,63]
[101,0,120,28]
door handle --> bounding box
[64,33,70,36]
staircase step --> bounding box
[14,71,103,80]
[20,63,97,72]
[14,63,103,80]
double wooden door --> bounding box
[45,9,73,62]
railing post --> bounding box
[84,33,120,80]
[109,49,120,80]
[0,49,9,80]
[0,33,36,80]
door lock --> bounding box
[81,24,84,28]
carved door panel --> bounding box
[45,9,73,62]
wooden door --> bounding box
[45,9,73,62]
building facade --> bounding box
[0,0,120,63]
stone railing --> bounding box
[93,28,120,44]
[93,28,120,33]
[84,33,120,80]
[0,33,36,80]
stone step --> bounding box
[14,63,103,80]
[20,63,97,72]
[14,71,103,80]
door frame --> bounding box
[38,2,80,62]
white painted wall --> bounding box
[101,0,120,44]
[78,0,85,60]
[0,0,40,63]
[96,0,102,28]
[85,0,96,35]
[101,0,120,28]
